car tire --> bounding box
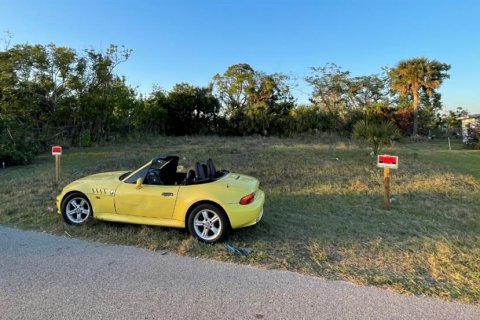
[188,204,229,244]
[61,192,93,226]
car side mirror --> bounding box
[135,178,143,189]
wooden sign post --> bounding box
[377,155,398,210]
[52,146,62,182]
[383,167,391,209]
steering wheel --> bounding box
[146,169,161,185]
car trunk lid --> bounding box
[221,173,259,193]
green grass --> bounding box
[1,135,479,304]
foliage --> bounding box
[388,57,450,136]
[464,126,480,149]
[165,83,221,135]
[353,120,401,154]
[0,116,38,165]
[304,63,394,137]
[306,63,390,113]
[78,128,92,147]
[392,107,414,136]
[437,107,468,134]
[287,104,338,135]
[213,63,295,135]
[212,63,255,120]
[0,40,462,165]
[0,43,135,163]
[473,130,480,149]
[134,89,168,135]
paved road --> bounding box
[0,227,478,320]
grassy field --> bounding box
[1,135,479,304]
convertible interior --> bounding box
[144,156,228,186]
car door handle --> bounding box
[162,192,174,197]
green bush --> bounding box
[288,105,339,135]
[464,127,480,149]
[353,120,401,155]
[78,129,92,147]
[0,128,39,166]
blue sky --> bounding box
[1,0,479,113]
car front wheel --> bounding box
[62,193,93,226]
[188,204,229,243]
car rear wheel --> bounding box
[188,204,229,243]
[62,193,93,226]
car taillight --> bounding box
[239,193,255,205]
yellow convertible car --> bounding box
[56,156,264,243]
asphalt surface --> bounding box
[0,227,478,320]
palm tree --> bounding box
[389,58,450,136]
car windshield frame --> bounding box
[118,171,132,181]
[121,156,173,184]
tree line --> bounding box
[0,42,462,165]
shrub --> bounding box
[353,120,401,155]
[0,127,39,166]
[464,126,480,149]
[78,129,92,147]
[288,105,339,135]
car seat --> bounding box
[207,158,217,179]
[195,162,207,181]
[185,169,195,184]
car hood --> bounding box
[76,171,127,182]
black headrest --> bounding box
[202,163,208,177]
[186,169,195,184]
[207,158,217,178]
[195,162,206,180]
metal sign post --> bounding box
[52,146,62,182]
[377,155,398,210]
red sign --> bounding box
[377,154,398,169]
[52,146,62,156]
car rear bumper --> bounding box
[224,189,265,229]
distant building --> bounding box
[459,114,480,144]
